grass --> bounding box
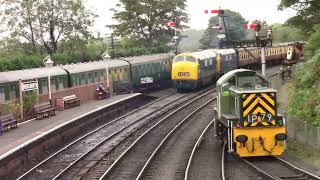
[286,138,320,170]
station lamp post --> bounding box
[43,55,54,105]
[102,50,111,95]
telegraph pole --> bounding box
[111,33,115,59]
[261,46,266,76]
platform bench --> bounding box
[63,95,80,109]
[1,113,18,132]
[35,102,56,120]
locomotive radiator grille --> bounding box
[242,93,276,127]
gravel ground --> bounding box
[141,103,215,180]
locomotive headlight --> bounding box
[275,133,287,141]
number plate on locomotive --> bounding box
[247,113,273,123]
[178,72,190,77]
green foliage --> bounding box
[271,23,306,43]
[278,0,320,33]
[304,25,320,59]
[3,92,38,120]
[200,9,247,48]
[23,92,38,120]
[179,29,204,51]
[0,37,107,72]
[111,0,189,47]
[3,102,21,120]
[0,0,96,54]
[111,42,170,58]
[288,50,320,126]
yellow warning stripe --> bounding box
[243,97,275,117]
[258,99,275,115]
[261,93,275,106]
[243,94,256,107]
[252,107,271,126]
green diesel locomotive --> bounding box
[214,69,287,157]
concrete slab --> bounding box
[0,94,139,157]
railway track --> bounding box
[97,90,216,180]
[17,92,189,180]
[184,120,222,180]
[242,156,320,180]
[17,87,215,180]
[222,144,320,180]
[221,143,266,180]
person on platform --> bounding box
[98,84,106,93]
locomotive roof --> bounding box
[217,69,253,85]
[217,69,276,93]
[0,53,172,83]
[184,50,217,60]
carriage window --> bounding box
[51,78,56,92]
[173,56,184,63]
[81,74,86,85]
[10,84,17,99]
[59,77,64,89]
[0,86,5,103]
[42,79,48,94]
[88,73,93,83]
[210,59,213,65]
[205,60,208,67]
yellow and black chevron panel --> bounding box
[242,92,276,127]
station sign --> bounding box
[141,77,153,84]
[22,81,38,91]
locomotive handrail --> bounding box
[267,71,280,78]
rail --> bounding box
[241,156,320,180]
[99,90,215,180]
[135,97,216,180]
[184,119,215,180]
[18,92,180,180]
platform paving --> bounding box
[0,94,138,156]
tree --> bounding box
[278,0,320,33]
[0,0,96,54]
[271,23,306,43]
[200,9,247,48]
[111,0,189,47]
[179,29,204,51]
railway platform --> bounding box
[0,93,140,158]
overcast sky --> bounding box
[86,0,296,36]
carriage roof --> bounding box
[0,53,172,83]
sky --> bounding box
[86,0,297,36]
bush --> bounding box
[288,50,320,126]
[304,25,320,60]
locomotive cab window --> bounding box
[173,56,184,63]
[237,73,269,89]
[185,56,196,62]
